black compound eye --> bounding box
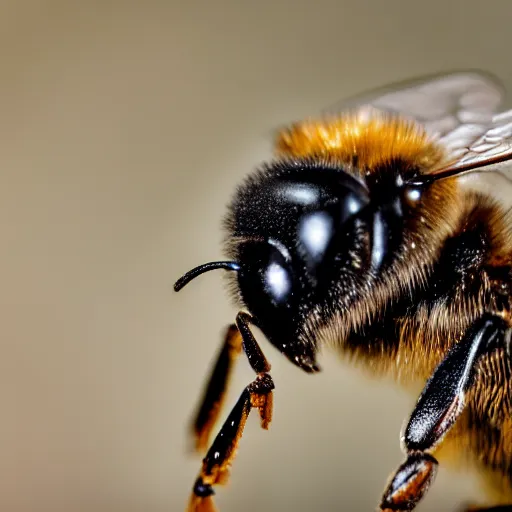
[238,241,295,308]
[296,187,369,280]
[338,187,369,223]
[263,256,292,304]
[297,211,334,266]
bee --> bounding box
[174,71,512,512]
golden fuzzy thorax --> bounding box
[275,109,447,174]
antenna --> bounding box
[174,261,240,292]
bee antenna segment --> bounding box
[174,261,240,292]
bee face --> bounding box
[225,161,370,369]
[175,71,512,512]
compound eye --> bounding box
[237,241,295,309]
[264,256,292,305]
[340,189,369,223]
[298,211,333,265]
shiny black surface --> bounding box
[405,314,508,452]
[228,160,409,368]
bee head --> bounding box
[175,159,416,370]
[224,160,380,365]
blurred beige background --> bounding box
[1,1,512,511]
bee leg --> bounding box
[191,324,242,453]
[380,314,509,512]
[187,312,274,512]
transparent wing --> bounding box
[325,71,505,156]
[435,108,512,175]
[425,106,512,194]
[326,71,512,193]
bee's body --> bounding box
[233,114,512,504]
[175,72,512,511]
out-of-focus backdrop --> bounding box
[2,2,512,511]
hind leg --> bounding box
[380,314,509,511]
